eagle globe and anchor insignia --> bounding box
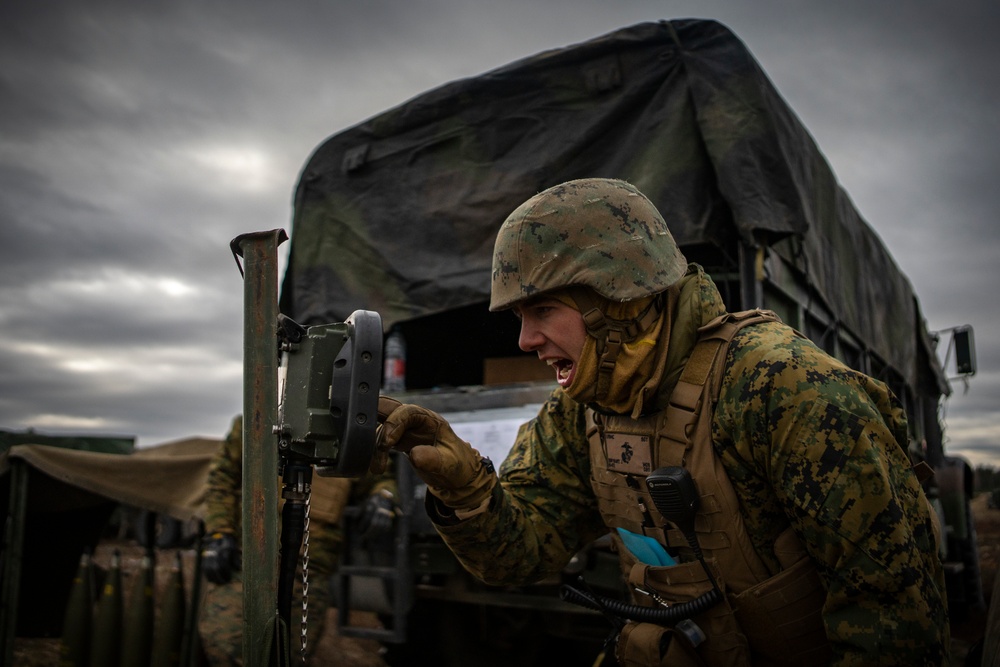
[604,433,653,476]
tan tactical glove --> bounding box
[373,397,496,517]
[370,396,403,475]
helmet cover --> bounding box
[490,178,687,310]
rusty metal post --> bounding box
[233,229,287,667]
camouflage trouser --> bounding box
[198,571,332,666]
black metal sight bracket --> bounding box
[275,310,384,477]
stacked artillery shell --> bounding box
[59,549,94,667]
[121,552,155,667]
[89,549,123,667]
[151,551,186,667]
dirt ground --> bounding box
[14,494,1000,666]
[973,493,1000,599]
[952,493,1000,664]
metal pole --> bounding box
[738,240,764,310]
[180,533,204,667]
[235,229,287,667]
[0,458,28,666]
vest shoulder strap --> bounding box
[674,309,781,411]
[661,309,784,588]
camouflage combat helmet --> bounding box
[491,178,688,402]
[489,178,688,311]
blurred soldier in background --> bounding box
[199,415,396,666]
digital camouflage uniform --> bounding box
[436,270,949,666]
[428,184,949,666]
[199,415,395,666]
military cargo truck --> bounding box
[278,18,980,664]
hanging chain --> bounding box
[299,492,311,662]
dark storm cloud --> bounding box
[1,0,998,462]
[0,340,240,442]
[745,4,1000,450]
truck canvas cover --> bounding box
[280,18,939,394]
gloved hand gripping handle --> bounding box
[373,398,496,515]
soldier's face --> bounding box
[513,297,587,388]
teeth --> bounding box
[545,358,572,383]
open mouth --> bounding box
[548,358,575,387]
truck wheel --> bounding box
[981,568,1000,667]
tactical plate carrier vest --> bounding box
[587,310,831,667]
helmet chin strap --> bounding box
[567,287,665,402]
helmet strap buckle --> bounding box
[573,288,667,402]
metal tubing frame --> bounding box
[236,229,287,667]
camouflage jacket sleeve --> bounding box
[202,416,243,538]
[713,322,949,666]
[434,388,607,585]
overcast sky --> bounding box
[2,1,998,468]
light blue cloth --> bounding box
[616,527,677,566]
